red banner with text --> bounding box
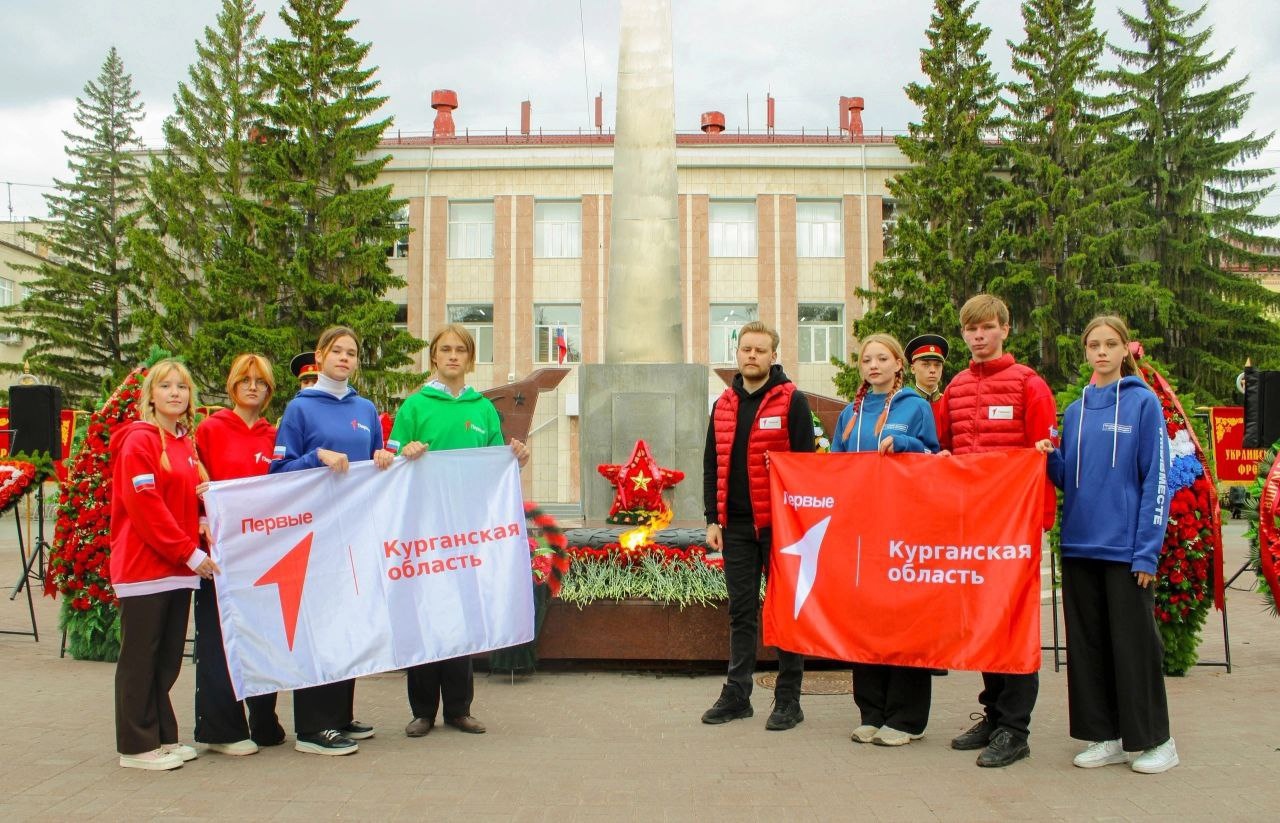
[763,450,1046,674]
[1208,406,1264,485]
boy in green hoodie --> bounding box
[389,324,530,740]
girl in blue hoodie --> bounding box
[831,333,939,748]
[1036,315,1176,774]
[269,326,414,757]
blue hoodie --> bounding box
[1047,375,1169,575]
[830,386,939,454]
[269,387,384,474]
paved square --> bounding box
[1,519,1276,821]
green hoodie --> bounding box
[388,383,503,453]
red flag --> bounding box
[555,328,569,364]
[764,450,1046,674]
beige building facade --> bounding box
[376,134,911,508]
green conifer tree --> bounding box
[997,0,1164,389]
[0,48,146,404]
[248,0,419,406]
[1109,0,1280,402]
[853,0,1009,381]
[130,0,283,401]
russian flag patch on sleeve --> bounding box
[131,473,156,493]
[386,439,400,452]
[273,444,287,459]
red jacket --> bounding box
[712,381,796,531]
[196,408,278,482]
[936,353,1057,529]
[109,421,203,597]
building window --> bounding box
[798,303,844,363]
[534,304,581,364]
[709,201,757,258]
[387,207,410,258]
[535,201,582,258]
[797,201,842,258]
[710,303,758,364]
[882,198,898,255]
[0,277,13,307]
[448,201,494,259]
[447,303,495,364]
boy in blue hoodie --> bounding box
[1036,315,1176,774]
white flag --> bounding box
[204,447,533,699]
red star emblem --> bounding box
[597,439,685,520]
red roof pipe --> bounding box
[594,94,603,132]
[431,89,458,137]
[847,96,865,138]
[700,111,725,134]
[766,94,775,131]
[520,100,531,136]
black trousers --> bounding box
[977,671,1039,740]
[852,663,932,735]
[294,679,355,736]
[1062,557,1170,751]
[406,656,474,721]
[192,578,284,745]
[723,519,804,701]
[115,589,192,755]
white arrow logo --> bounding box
[778,515,831,619]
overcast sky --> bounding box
[2,0,1276,223]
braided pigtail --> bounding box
[842,381,870,442]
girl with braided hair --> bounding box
[830,333,939,747]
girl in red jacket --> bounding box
[111,359,218,771]
[192,354,285,755]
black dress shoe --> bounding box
[976,729,1030,768]
[951,714,994,750]
[445,715,486,734]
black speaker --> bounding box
[1242,368,1280,448]
[9,384,63,459]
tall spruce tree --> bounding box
[1110,0,1280,402]
[0,48,146,404]
[248,0,419,406]
[997,0,1162,389]
[853,0,1009,379]
[130,0,281,401]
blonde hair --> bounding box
[225,353,275,409]
[959,294,1010,328]
[1081,315,1141,378]
[844,333,906,442]
[139,359,208,480]
[738,321,780,352]
[427,324,477,375]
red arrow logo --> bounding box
[253,531,314,651]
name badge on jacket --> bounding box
[988,406,1014,420]
[759,416,782,430]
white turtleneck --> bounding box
[314,373,350,399]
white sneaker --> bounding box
[850,724,879,744]
[205,739,259,756]
[1073,739,1127,768]
[119,748,184,771]
[161,743,198,762]
[872,726,924,747]
[1131,739,1179,774]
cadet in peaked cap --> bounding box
[290,352,320,388]
[905,333,948,406]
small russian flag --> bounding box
[273,444,287,459]
[386,439,400,452]
[131,473,156,493]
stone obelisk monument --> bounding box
[579,0,708,522]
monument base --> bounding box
[578,363,709,523]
